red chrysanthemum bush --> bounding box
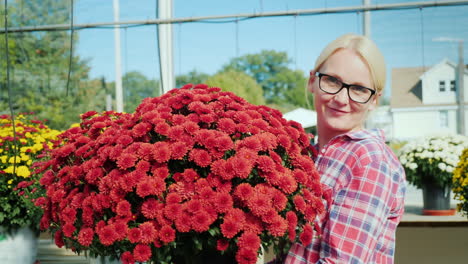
[34,85,324,264]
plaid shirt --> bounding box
[285,129,406,264]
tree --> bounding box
[269,69,313,109]
[205,71,265,105]
[221,50,313,109]
[122,71,160,113]
[0,0,97,129]
[176,69,209,88]
[221,50,290,103]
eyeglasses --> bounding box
[316,72,376,104]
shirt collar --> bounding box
[314,128,386,151]
[342,128,386,141]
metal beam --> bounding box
[1,0,468,33]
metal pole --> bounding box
[363,0,371,37]
[458,40,466,135]
[158,0,175,94]
[2,0,468,33]
[113,0,123,112]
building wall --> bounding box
[391,107,461,140]
[421,63,457,105]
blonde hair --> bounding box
[313,33,386,93]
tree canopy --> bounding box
[206,71,265,105]
[221,50,313,109]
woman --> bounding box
[285,34,406,263]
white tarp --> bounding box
[283,108,317,128]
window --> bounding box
[439,80,446,92]
[439,110,449,128]
[450,80,456,91]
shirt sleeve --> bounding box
[316,158,396,263]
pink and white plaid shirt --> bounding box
[285,129,406,264]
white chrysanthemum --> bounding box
[446,166,454,173]
[438,163,447,171]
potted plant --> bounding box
[0,113,62,263]
[398,134,468,215]
[32,85,324,264]
[453,148,468,218]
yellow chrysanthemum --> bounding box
[4,165,31,178]
[8,156,22,164]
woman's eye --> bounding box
[350,86,369,94]
[326,76,341,85]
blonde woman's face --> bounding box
[309,48,378,139]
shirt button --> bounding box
[321,149,326,154]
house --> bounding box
[390,59,468,140]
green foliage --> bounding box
[176,70,209,88]
[206,70,265,105]
[122,71,161,113]
[269,69,313,109]
[0,0,98,129]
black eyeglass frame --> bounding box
[316,72,376,104]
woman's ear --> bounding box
[308,71,316,93]
[368,91,382,111]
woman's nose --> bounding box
[332,88,349,105]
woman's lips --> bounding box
[328,106,349,115]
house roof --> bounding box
[391,66,429,108]
[283,108,317,128]
[391,59,468,109]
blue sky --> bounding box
[74,0,468,98]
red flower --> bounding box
[132,122,152,138]
[128,228,142,244]
[192,211,212,232]
[117,153,138,170]
[142,198,161,219]
[36,86,323,261]
[121,251,135,264]
[164,203,182,221]
[188,148,211,167]
[136,177,164,198]
[54,230,65,248]
[117,135,133,146]
[216,239,229,251]
[159,225,176,244]
[139,222,157,244]
[133,244,152,262]
[62,223,76,237]
[234,183,254,201]
[268,215,288,237]
[220,218,241,239]
[293,194,307,213]
[78,227,94,247]
[153,142,171,163]
[213,192,233,213]
[170,141,189,160]
[237,231,261,251]
[299,223,313,246]
[235,247,258,264]
[137,143,154,160]
[116,200,132,217]
[98,225,118,246]
[113,221,128,240]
